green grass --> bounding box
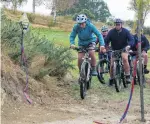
[32,28,71,47]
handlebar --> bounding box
[72,47,100,52]
[112,49,124,53]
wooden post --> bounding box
[137,17,145,123]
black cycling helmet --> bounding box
[114,18,123,23]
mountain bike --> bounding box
[96,50,112,84]
[129,51,146,87]
[74,47,97,99]
[112,49,127,92]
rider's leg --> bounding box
[89,50,97,76]
[122,52,131,83]
[142,51,149,74]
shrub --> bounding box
[48,19,56,28]
[1,10,75,79]
[144,27,150,36]
[72,13,78,21]
[27,13,35,23]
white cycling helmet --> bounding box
[101,26,108,32]
[76,14,87,24]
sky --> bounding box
[2,0,150,26]
[104,0,150,26]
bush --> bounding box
[72,13,78,21]
[27,13,35,23]
[144,26,150,36]
[79,9,95,20]
[1,10,75,79]
[106,21,113,26]
[48,19,56,28]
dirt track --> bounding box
[1,54,150,124]
[2,82,150,124]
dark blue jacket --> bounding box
[105,28,134,50]
[131,34,150,52]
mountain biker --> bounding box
[105,18,135,85]
[131,28,150,74]
[101,25,109,39]
[70,14,105,76]
[97,26,111,60]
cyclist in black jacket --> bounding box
[105,18,135,85]
[131,29,150,74]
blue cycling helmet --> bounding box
[114,18,123,23]
[76,14,87,24]
[101,26,108,32]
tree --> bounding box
[124,20,134,28]
[44,0,77,23]
[60,0,111,22]
[129,0,150,26]
[32,0,43,13]
[106,16,115,26]
[143,26,150,35]
[129,0,150,121]
[1,0,27,13]
[72,9,95,21]
[33,0,35,13]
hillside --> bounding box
[4,8,105,32]
[1,8,150,124]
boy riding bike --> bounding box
[69,14,105,76]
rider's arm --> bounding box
[70,24,78,45]
[91,24,105,46]
[143,35,150,52]
[127,30,135,47]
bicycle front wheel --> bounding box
[113,62,122,92]
[79,62,90,99]
[96,60,110,84]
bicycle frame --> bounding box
[112,50,124,78]
[80,49,92,82]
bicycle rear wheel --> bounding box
[121,71,128,88]
[96,60,110,84]
[113,62,122,92]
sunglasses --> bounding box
[115,23,121,26]
[102,31,108,33]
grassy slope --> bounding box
[31,28,71,47]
